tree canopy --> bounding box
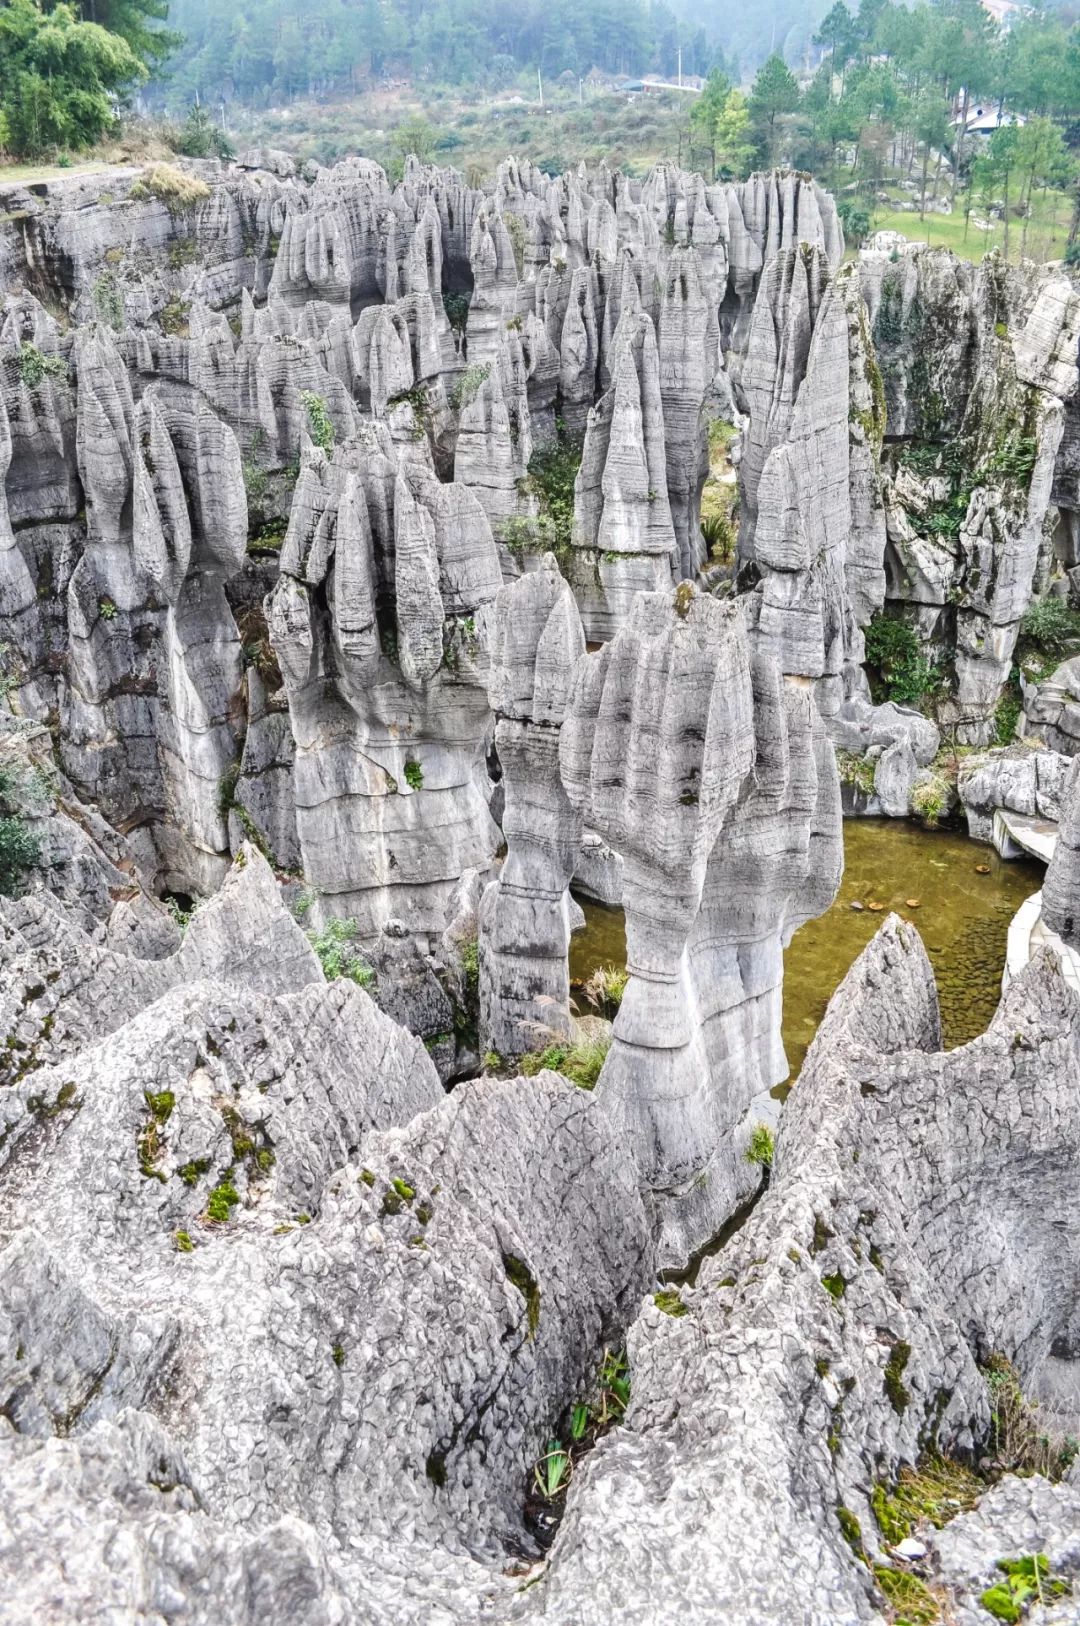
[0,0,149,156]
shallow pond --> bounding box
[569,819,1045,1092]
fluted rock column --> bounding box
[570,309,677,640]
[478,555,586,1058]
[560,586,755,1187]
[1043,755,1080,947]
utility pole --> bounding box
[579,78,583,105]
[538,68,544,108]
[677,46,682,88]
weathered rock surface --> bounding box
[560,585,841,1261]
[1042,753,1080,945]
[478,555,585,1058]
[512,920,1080,1625]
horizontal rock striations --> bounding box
[560,585,841,1261]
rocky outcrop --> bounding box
[560,585,841,1261]
[513,920,1080,1625]
[568,309,677,640]
[862,245,1080,744]
[1022,652,1080,754]
[1042,754,1080,945]
[958,741,1074,841]
[0,813,655,1625]
[478,556,585,1059]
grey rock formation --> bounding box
[959,741,1074,841]
[478,555,585,1059]
[568,309,677,641]
[0,826,655,1625]
[862,244,1080,744]
[560,585,841,1261]
[1042,753,1080,945]
[1023,653,1080,754]
[513,920,1080,1625]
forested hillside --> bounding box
[161,0,718,108]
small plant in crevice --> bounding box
[533,1438,571,1500]
[745,1123,775,1172]
[306,917,375,988]
[0,814,40,896]
[519,1035,611,1090]
[525,1345,631,1545]
[884,1340,912,1414]
[300,390,335,454]
[98,597,118,621]
[137,1090,174,1181]
[981,1554,1071,1623]
[205,1179,240,1223]
[403,758,424,791]
[864,612,942,710]
[870,1455,983,1547]
[18,343,67,390]
[984,1353,1079,1480]
[872,1565,940,1625]
[579,962,627,1020]
[504,1252,541,1338]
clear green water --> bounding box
[569,819,1045,1091]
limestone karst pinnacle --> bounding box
[1,148,1080,1625]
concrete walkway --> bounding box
[1003,888,1080,997]
[993,809,1059,864]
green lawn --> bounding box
[870,186,1072,265]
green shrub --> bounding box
[745,1123,775,1169]
[837,199,871,245]
[1019,598,1080,661]
[522,428,581,556]
[520,1035,611,1089]
[994,679,1022,746]
[172,102,234,161]
[449,363,489,411]
[911,770,950,827]
[18,343,67,389]
[307,917,375,988]
[0,814,40,895]
[442,291,470,331]
[836,749,876,797]
[700,511,735,562]
[92,271,124,331]
[403,759,424,791]
[864,613,941,708]
[300,390,335,454]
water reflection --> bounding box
[568,819,1045,1093]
